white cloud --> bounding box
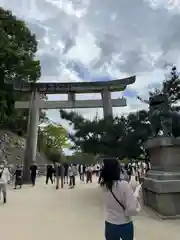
[1,0,180,132]
[68,32,100,65]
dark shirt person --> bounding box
[30,163,38,186]
[63,163,69,184]
[46,164,54,185]
[14,165,23,189]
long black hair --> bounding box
[100,158,120,191]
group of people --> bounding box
[44,163,77,188]
[0,156,148,240]
[13,162,38,189]
[78,163,101,183]
[118,161,151,183]
[0,157,149,205]
[0,160,39,203]
[44,163,102,189]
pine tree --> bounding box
[162,66,180,106]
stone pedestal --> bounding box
[143,137,180,218]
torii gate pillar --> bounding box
[101,89,113,117]
[23,91,40,183]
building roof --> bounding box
[14,75,136,94]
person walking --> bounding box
[0,163,11,203]
[79,164,82,181]
[100,158,140,240]
[69,164,77,188]
[14,165,23,189]
[55,163,62,189]
[45,164,54,185]
[72,164,77,186]
[30,162,38,186]
[79,164,85,182]
[96,163,100,177]
[64,163,69,184]
[126,164,133,182]
[68,164,74,188]
[86,165,92,183]
[52,164,56,183]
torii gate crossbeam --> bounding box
[13,76,136,182]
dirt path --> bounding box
[0,177,179,240]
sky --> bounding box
[1,0,180,153]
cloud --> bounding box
[83,0,180,73]
[1,0,180,131]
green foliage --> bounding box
[0,7,69,162]
[0,7,41,134]
[38,124,70,162]
[65,152,98,164]
[149,66,180,108]
[60,66,180,160]
[41,124,69,149]
[60,110,150,159]
[45,148,62,163]
[162,66,180,105]
[149,66,180,137]
[0,7,40,83]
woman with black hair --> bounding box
[100,158,138,240]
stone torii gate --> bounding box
[14,76,136,182]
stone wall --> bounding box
[0,130,47,167]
